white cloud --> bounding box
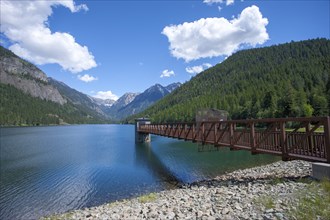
[93,91,119,101]
[162,5,268,62]
[226,0,234,5]
[0,0,96,73]
[203,0,234,5]
[203,0,224,4]
[160,69,175,78]
[186,63,212,74]
[78,74,98,82]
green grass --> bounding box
[269,177,285,185]
[286,125,324,133]
[287,179,330,220]
[138,192,158,203]
[39,212,74,220]
[254,195,276,210]
[253,179,330,220]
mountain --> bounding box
[104,92,139,119]
[0,46,110,125]
[91,97,116,107]
[0,46,66,105]
[129,39,330,123]
[166,82,182,93]
[48,77,112,119]
[110,83,181,120]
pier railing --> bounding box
[138,117,330,163]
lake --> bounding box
[0,125,279,219]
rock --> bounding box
[274,212,284,219]
[222,208,230,215]
[0,54,67,105]
[235,203,243,211]
[167,211,175,219]
[265,208,274,213]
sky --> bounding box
[1,0,329,100]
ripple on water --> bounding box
[0,125,280,219]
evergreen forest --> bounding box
[128,39,330,123]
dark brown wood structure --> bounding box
[137,117,330,163]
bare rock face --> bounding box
[0,49,67,105]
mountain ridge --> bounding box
[107,82,181,120]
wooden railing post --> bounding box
[250,122,256,154]
[280,121,288,161]
[306,123,312,152]
[214,122,218,145]
[324,116,330,163]
[229,122,234,148]
[202,123,205,143]
[193,124,196,142]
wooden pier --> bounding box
[137,117,330,163]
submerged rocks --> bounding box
[42,160,313,220]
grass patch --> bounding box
[269,177,285,185]
[286,126,324,133]
[287,179,330,220]
[138,192,158,203]
[321,178,330,193]
[40,212,74,220]
[254,195,276,210]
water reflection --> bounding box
[134,142,181,186]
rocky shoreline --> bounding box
[42,160,323,220]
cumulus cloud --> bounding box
[162,5,269,62]
[186,63,212,74]
[93,91,119,101]
[78,74,98,82]
[160,69,175,78]
[0,0,96,73]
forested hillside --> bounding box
[0,45,112,126]
[0,83,109,125]
[129,39,330,123]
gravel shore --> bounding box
[42,160,325,220]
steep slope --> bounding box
[91,97,116,107]
[105,92,139,119]
[0,83,110,125]
[166,82,182,92]
[48,77,112,119]
[0,46,109,125]
[0,46,66,104]
[112,83,181,120]
[130,39,330,123]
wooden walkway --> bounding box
[138,117,330,163]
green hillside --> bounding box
[129,39,330,123]
[0,83,109,126]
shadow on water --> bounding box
[134,142,182,187]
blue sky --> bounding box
[1,0,329,100]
